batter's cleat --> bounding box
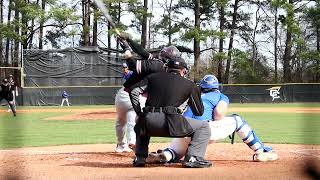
[115,145,132,153]
[129,143,135,151]
[13,113,16,117]
[182,155,212,168]
[146,151,167,164]
[253,151,278,162]
[133,156,146,167]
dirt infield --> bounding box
[1,107,320,121]
[0,106,319,179]
[23,107,319,121]
[0,143,319,180]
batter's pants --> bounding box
[115,87,146,146]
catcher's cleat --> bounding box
[133,156,146,167]
[253,151,278,162]
[115,144,132,153]
[182,155,212,168]
[146,151,167,164]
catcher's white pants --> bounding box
[169,116,237,159]
[115,87,146,147]
[61,98,70,106]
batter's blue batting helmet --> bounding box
[200,74,219,89]
[122,63,128,68]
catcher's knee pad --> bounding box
[232,114,268,153]
[168,137,190,161]
[163,148,178,163]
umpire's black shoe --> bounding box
[182,155,212,168]
[133,156,146,167]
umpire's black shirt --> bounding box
[129,71,204,136]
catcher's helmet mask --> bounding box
[122,63,128,68]
[200,75,219,90]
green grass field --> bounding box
[0,103,319,149]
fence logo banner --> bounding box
[266,86,281,101]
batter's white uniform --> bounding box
[115,87,146,147]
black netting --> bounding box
[23,47,126,87]
[18,47,320,105]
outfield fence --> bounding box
[11,83,319,106]
[1,47,319,106]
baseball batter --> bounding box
[147,74,278,164]
[114,63,146,153]
[114,35,182,153]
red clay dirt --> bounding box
[38,107,320,121]
[0,143,319,180]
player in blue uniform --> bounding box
[122,63,133,81]
[147,74,278,163]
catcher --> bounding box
[146,74,278,164]
[0,78,17,117]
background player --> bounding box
[0,78,16,116]
[7,75,17,112]
[60,90,70,106]
[147,74,278,163]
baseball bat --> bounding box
[93,0,130,49]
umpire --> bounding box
[0,78,16,116]
[129,57,212,168]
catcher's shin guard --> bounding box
[232,114,269,154]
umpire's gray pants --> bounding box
[135,112,210,159]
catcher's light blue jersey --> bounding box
[184,90,229,121]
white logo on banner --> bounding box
[266,86,281,101]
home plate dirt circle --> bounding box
[0,143,319,179]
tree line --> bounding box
[0,0,319,83]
